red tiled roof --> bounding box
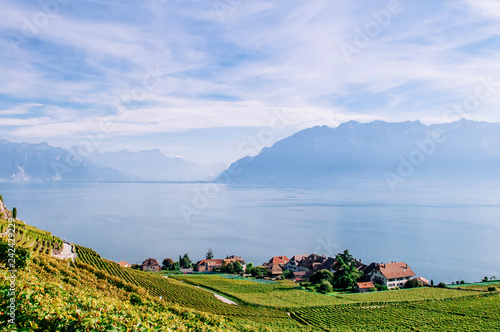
[357,282,375,289]
[142,258,159,266]
[269,255,289,266]
[198,259,223,266]
[377,262,416,279]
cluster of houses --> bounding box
[196,255,246,272]
[262,253,426,290]
[120,253,426,291]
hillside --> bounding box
[0,140,128,182]
[1,195,500,331]
[216,120,500,187]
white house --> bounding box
[370,262,416,289]
[284,254,308,272]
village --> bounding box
[117,251,429,293]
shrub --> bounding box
[438,282,447,288]
[130,293,142,305]
[488,287,496,292]
[406,278,422,288]
[283,269,293,279]
[318,280,333,294]
[369,287,377,292]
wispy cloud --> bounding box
[1,0,499,163]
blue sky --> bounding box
[1,0,500,165]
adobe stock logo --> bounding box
[9,0,71,53]
[339,0,404,63]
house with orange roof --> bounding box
[118,261,131,268]
[264,255,289,277]
[356,281,375,293]
[370,261,416,289]
[197,259,224,272]
[267,255,289,266]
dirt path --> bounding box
[52,241,77,262]
[190,284,238,305]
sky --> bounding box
[0,0,500,165]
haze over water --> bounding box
[2,182,499,284]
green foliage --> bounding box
[181,253,192,268]
[310,269,334,285]
[233,261,244,274]
[0,238,32,269]
[130,293,142,305]
[162,257,174,270]
[317,280,333,294]
[206,248,214,259]
[221,262,235,274]
[405,278,423,288]
[488,287,497,292]
[12,207,17,219]
[438,282,447,288]
[248,265,268,278]
[283,269,293,279]
[332,249,363,290]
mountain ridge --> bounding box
[216,119,500,187]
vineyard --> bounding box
[291,293,500,331]
[0,255,240,331]
[172,274,355,308]
[0,218,62,256]
[1,207,499,331]
[449,280,500,291]
[73,245,309,330]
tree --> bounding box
[221,262,235,273]
[437,282,447,288]
[318,280,333,294]
[162,258,174,270]
[181,253,192,268]
[206,248,214,260]
[233,261,244,273]
[332,249,363,290]
[12,207,17,219]
[309,269,334,285]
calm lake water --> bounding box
[1,182,499,283]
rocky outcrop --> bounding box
[0,196,13,219]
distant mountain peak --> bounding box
[216,119,500,187]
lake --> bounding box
[1,182,499,284]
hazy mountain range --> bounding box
[0,140,126,182]
[86,149,211,181]
[216,119,500,187]
[2,119,500,186]
[0,140,209,182]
